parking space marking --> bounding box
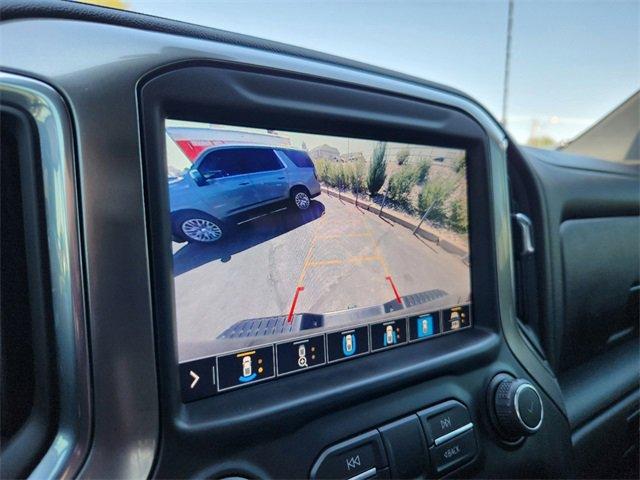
[307,255,382,267]
[293,201,400,313]
[360,212,391,277]
[296,213,329,287]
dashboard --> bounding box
[0,2,637,479]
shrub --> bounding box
[387,167,418,204]
[349,159,367,193]
[396,147,410,165]
[315,159,330,184]
[414,158,431,183]
[328,162,348,189]
[416,179,455,224]
[448,199,468,233]
[454,155,466,174]
[367,142,387,195]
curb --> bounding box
[320,186,469,258]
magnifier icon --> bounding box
[297,344,308,368]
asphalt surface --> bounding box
[173,194,470,361]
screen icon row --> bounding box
[180,304,471,401]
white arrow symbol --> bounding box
[189,371,200,389]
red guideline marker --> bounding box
[385,276,402,305]
[287,286,305,323]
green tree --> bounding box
[413,158,431,183]
[448,199,468,233]
[416,178,455,224]
[387,167,418,204]
[396,147,410,166]
[367,142,387,195]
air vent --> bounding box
[0,108,57,478]
[507,166,548,363]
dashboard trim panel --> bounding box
[0,72,91,480]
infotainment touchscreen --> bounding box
[166,120,472,401]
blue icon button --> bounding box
[417,314,435,338]
[327,326,369,363]
[383,325,398,346]
[342,333,357,356]
[409,312,441,341]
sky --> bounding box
[126,0,639,145]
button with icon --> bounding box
[216,345,275,391]
[370,318,407,351]
[179,356,217,402]
[409,311,441,341]
[276,334,326,376]
[327,326,369,363]
[443,305,471,332]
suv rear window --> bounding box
[282,150,314,168]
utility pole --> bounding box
[502,0,514,127]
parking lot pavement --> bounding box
[174,193,470,361]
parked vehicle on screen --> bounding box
[169,145,321,243]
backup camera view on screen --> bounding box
[166,120,472,400]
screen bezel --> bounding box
[139,62,501,426]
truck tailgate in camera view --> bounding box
[167,121,471,397]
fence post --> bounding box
[413,199,438,234]
[378,189,388,217]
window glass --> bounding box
[125,1,639,161]
[282,150,314,168]
[199,150,251,177]
[243,149,284,173]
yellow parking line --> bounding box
[361,214,391,276]
[307,255,381,267]
[296,214,328,286]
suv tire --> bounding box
[291,187,311,211]
[173,211,224,244]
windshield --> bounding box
[83,0,639,162]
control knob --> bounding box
[490,375,543,440]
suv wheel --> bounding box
[175,213,224,243]
[292,188,311,210]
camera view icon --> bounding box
[417,314,435,338]
[449,311,461,330]
[297,344,308,368]
[239,355,257,383]
[342,333,356,356]
[442,305,471,332]
[383,324,398,346]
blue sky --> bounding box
[129,0,639,144]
